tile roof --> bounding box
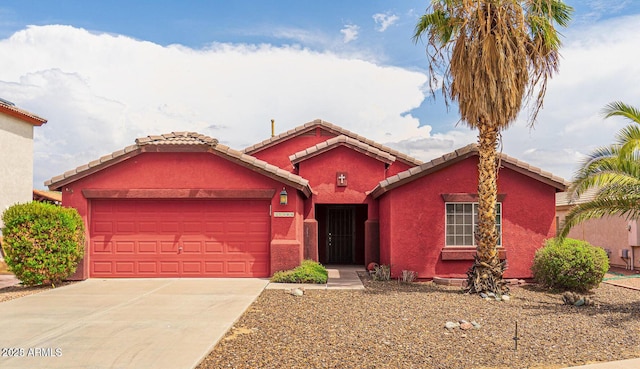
[289,135,396,166]
[46,132,312,196]
[243,119,422,166]
[0,100,47,126]
[371,143,569,198]
[32,189,62,203]
[556,188,598,208]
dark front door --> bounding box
[326,206,355,264]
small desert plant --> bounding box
[270,260,328,284]
[532,238,608,292]
[2,202,85,286]
[372,264,391,281]
[399,270,418,283]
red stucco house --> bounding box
[46,119,567,280]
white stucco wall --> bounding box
[0,113,34,228]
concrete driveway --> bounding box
[0,278,268,369]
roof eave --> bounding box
[0,105,47,126]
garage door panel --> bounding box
[182,262,202,274]
[90,199,270,278]
[115,262,134,273]
[138,262,157,273]
[160,262,180,274]
[93,221,113,234]
[116,221,136,233]
[159,241,177,253]
[138,241,157,253]
[138,222,157,233]
[183,222,203,233]
[182,241,202,253]
[204,262,224,274]
[205,222,224,233]
[160,221,180,233]
[93,241,112,254]
[115,241,135,253]
[205,241,223,253]
[227,262,247,274]
[93,262,112,274]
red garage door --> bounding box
[89,199,270,277]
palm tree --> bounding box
[413,0,572,294]
[560,102,640,238]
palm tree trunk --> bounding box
[466,122,508,295]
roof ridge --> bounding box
[243,119,422,166]
[372,143,568,198]
[46,131,312,197]
[289,134,396,165]
[135,131,219,146]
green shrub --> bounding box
[2,202,85,286]
[532,238,609,292]
[270,260,328,284]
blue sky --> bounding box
[1,1,640,188]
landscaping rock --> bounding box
[562,292,594,307]
[502,295,510,302]
[460,321,473,330]
[286,288,305,297]
[445,321,460,330]
[471,321,482,330]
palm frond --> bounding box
[602,101,640,124]
[559,193,640,238]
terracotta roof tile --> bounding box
[289,135,396,166]
[243,119,422,166]
[371,143,569,198]
[0,100,47,126]
[46,132,311,197]
[556,188,599,207]
[32,189,62,203]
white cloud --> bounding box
[3,10,640,189]
[492,13,640,180]
[340,24,359,43]
[0,25,432,188]
[373,13,399,32]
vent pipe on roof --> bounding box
[271,119,275,137]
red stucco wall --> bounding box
[298,145,387,204]
[251,128,337,172]
[61,151,305,278]
[378,157,558,279]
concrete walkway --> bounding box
[0,274,19,289]
[0,278,268,369]
[265,265,365,290]
[564,358,640,369]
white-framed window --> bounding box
[445,203,502,246]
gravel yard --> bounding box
[2,273,639,368]
[198,276,640,369]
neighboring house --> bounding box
[33,189,62,205]
[0,98,47,228]
[556,190,639,271]
[46,119,567,280]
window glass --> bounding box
[445,202,502,246]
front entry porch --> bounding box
[316,204,367,265]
